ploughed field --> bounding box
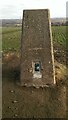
[2,26,68,118]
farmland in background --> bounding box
[52,26,66,47]
[2,26,21,52]
[2,26,67,52]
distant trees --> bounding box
[2,19,68,27]
[51,21,68,26]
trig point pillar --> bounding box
[20,9,56,87]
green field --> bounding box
[2,26,21,52]
[2,26,67,52]
[52,26,66,47]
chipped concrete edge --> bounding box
[48,9,56,84]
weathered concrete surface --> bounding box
[20,9,55,87]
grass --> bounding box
[2,26,21,52]
[2,26,67,52]
[52,26,66,47]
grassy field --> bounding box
[2,26,21,52]
[52,26,66,47]
[2,26,67,52]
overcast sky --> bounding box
[0,0,67,19]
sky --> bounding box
[0,0,67,19]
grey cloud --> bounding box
[0,5,21,19]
